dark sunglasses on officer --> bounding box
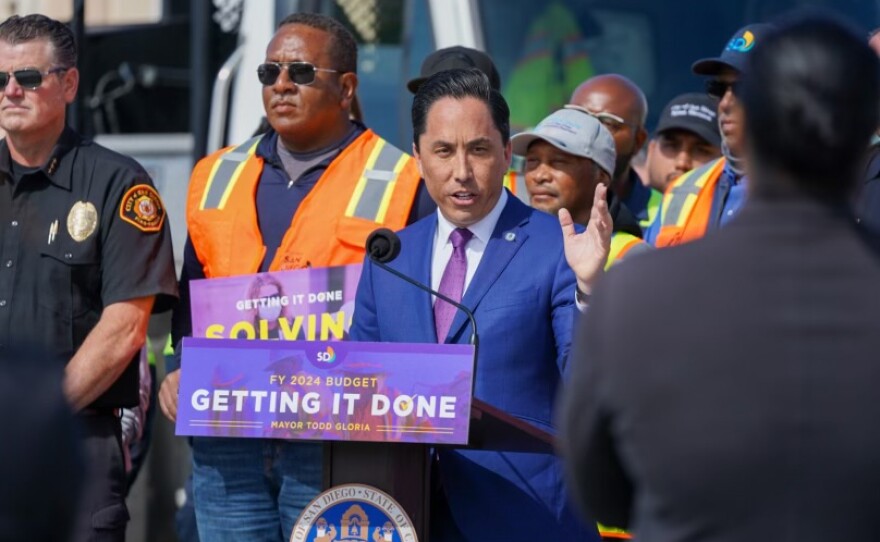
[0,66,68,90]
[257,61,339,86]
[705,79,740,100]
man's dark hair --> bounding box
[0,14,76,68]
[278,12,357,74]
[741,14,880,199]
[412,68,510,150]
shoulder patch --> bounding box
[119,184,166,232]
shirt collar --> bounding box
[436,189,508,245]
[258,120,367,167]
[0,126,79,189]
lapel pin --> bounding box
[504,232,516,242]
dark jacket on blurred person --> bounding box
[560,16,880,542]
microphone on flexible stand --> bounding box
[365,227,480,350]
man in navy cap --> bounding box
[646,23,773,247]
[407,45,501,93]
[644,92,722,193]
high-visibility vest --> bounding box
[186,129,421,277]
[144,335,174,367]
[642,188,663,230]
[503,169,525,197]
[598,522,632,540]
[505,2,595,130]
[606,231,651,270]
[655,157,727,247]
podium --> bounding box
[176,337,556,541]
[324,398,555,541]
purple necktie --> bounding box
[434,227,473,342]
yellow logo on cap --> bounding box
[727,30,756,52]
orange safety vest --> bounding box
[186,129,421,277]
[654,157,726,248]
[606,231,651,270]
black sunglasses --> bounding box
[705,79,739,99]
[0,67,68,90]
[257,62,339,86]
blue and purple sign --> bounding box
[176,337,475,445]
[189,265,361,341]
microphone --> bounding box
[365,228,479,350]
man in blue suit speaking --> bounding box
[350,68,608,541]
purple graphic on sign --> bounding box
[189,265,362,341]
[176,338,475,445]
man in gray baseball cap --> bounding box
[512,106,647,266]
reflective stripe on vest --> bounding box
[503,170,518,196]
[199,136,263,211]
[606,232,649,270]
[660,158,724,228]
[655,157,726,247]
[597,522,632,540]
[642,187,663,229]
[344,139,410,223]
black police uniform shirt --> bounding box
[0,127,178,408]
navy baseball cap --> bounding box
[407,46,501,93]
[654,92,721,148]
[692,23,775,75]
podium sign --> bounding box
[176,337,475,445]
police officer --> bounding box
[0,14,177,541]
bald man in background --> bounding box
[570,75,660,230]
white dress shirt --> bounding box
[430,190,508,303]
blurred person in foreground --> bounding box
[560,15,880,541]
[644,92,721,193]
[0,347,83,542]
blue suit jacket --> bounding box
[351,194,598,541]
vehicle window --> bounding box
[479,0,880,132]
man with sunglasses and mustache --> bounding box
[0,13,178,542]
[159,12,433,541]
[646,23,774,247]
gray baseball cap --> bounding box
[511,106,616,177]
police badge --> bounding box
[66,201,99,242]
